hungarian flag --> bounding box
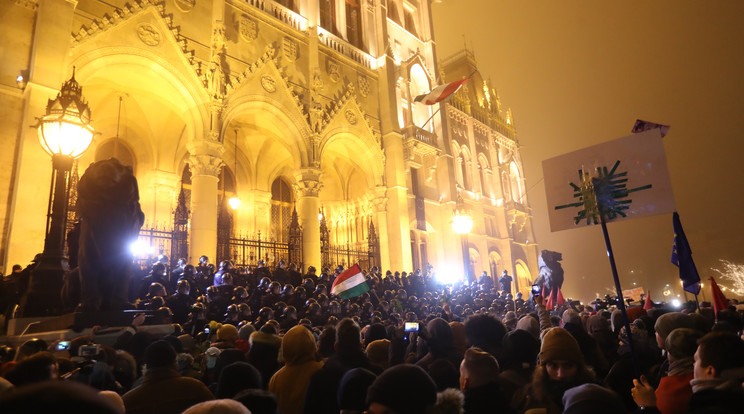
[414,78,469,105]
[331,264,369,299]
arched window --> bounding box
[271,177,294,242]
[488,251,502,282]
[95,139,136,174]
[410,64,432,130]
[509,161,523,203]
[404,10,418,37]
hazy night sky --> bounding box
[432,1,744,301]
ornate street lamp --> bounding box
[20,69,96,317]
[452,190,474,284]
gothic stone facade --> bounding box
[0,0,538,294]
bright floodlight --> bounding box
[452,213,473,234]
[228,196,241,210]
[130,240,155,257]
[671,299,681,308]
[435,264,462,285]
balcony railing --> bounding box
[403,125,437,147]
[317,27,375,69]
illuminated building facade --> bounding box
[0,0,538,294]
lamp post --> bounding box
[452,191,473,285]
[19,69,95,317]
[228,129,240,210]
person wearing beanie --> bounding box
[366,364,437,414]
[248,324,282,389]
[122,340,213,414]
[304,318,376,413]
[652,312,693,383]
[499,329,540,400]
[365,339,390,372]
[562,383,626,414]
[268,325,323,414]
[631,328,702,414]
[215,361,262,399]
[235,324,255,353]
[514,327,596,414]
[212,324,239,349]
[182,399,251,414]
[337,368,377,414]
[503,311,518,330]
[459,347,512,414]
[516,314,540,340]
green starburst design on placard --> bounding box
[554,160,652,225]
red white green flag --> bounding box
[331,264,369,299]
[414,78,469,105]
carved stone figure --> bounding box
[533,250,564,301]
[74,158,144,311]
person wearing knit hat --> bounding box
[516,314,540,339]
[337,367,377,413]
[503,311,518,330]
[212,324,239,349]
[515,327,596,414]
[562,383,626,414]
[182,399,251,414]
[365,339,390,372]
[366,364,437,414]
[654,312,693,350]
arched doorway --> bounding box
[270,177,294,243]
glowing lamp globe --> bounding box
[36,71,95,159]
[228,196,241,210]
[452,212,473,234]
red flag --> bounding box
[414,78,469,105]
[556,288,566,306]
[643,291,653,310]
[709,277,728,316]
[546,288,555,309]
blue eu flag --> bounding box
[671,212,701,295]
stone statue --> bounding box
[533,250,564,302]
[73,158,144,311]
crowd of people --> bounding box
[1,256,744,414]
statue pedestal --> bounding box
[7,311,143,336]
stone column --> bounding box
[188,152,222,263]
[382,132,413,272]
[295,169,322,272]
[372,187,391,271]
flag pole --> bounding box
[594,179,641,379]
[694,294,701,312]
[419,106,441,131]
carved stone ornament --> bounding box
[238,15,258,42]
[296,178,323,198]
[345,109,358,125]
[174,0,195,12]
[311,67,324,92]
[358,75,369,97]
[261,75,277,93]
[189,154,223,177]
[327,59,341,83]
[283,37,297,62]
[137,24,161,46]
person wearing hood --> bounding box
[417,317,463,376]
[248,324,282,389]
[269,325,323,414]
[514,327,596,414]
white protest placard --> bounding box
[543,129,675,232]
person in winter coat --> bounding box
[514,327,596,414]
[268,325,323,414]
